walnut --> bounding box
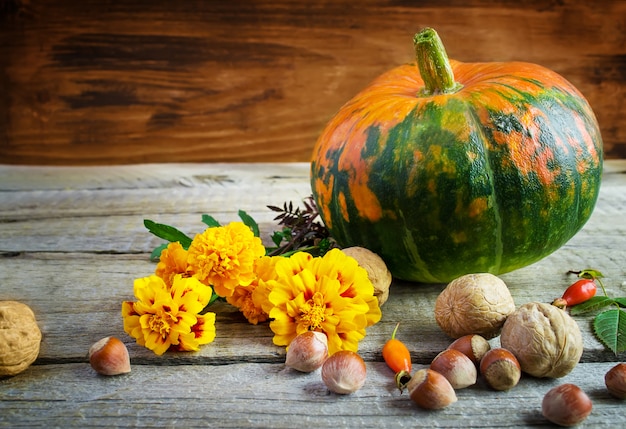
[500,301,583,378]
[0,301,42,377]
[434,273,515,339]
[341,246,392,306]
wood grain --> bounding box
[1,161,626,427]
[0,0,624,165]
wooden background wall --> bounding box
[1,0,624,165]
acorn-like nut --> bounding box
[88,337,131,376]
[447,334,491,366]
[321,350,367,394]
[479,348,521,391]
[500,302,582,378]
[285,331,329,372]
[430,348,477,389]
[0,301,42,378]
[542,383,592,426]
[407,368,457,410]
[434,273,515,339]
[341,247,392,306]
[605,363,626,399]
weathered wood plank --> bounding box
[1,248,624,366]
[1,161,626,428]
[0,361,624,428]
[0,0,624,165]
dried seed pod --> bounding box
[447,334,491,366]
[407,368,457,410]
[434,273,515,339]
[542,384,592,426]
[285,331,328,372]
[500,302,583,378]
[479,348,521,391]
[430,349,477,389]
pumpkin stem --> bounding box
[414,28,462,96]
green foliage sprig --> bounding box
[569,269,626,355]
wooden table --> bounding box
[1,161,625,428]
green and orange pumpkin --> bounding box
[310,28,603,283]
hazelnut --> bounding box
[434,273,515,339]
[447,334,491,366]
[0,301,42,378]
[542,383,592,426]
[500,302,582,378]
[407,368,457,410]
[285,331,328,372]
[321,350,367,394]
[341,247,392,306]
[430,349,477,389]
[605,363,626,399]
[89,337,131,376]
[479,348,521,391]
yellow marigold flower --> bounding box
[122,274,216,355]
[155,241,189,287]
[226,255,279,324]
[268,248,382,354]
[187,222,265,298]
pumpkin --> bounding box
[310,28,603,283]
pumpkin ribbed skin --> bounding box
[310,33,603,283]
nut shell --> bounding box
[605,363,626,399]
[479,348,521,391]
[407,368,457,409]
[542,383,592,426]
[447,334,491,366]
[434,273,515,339]
[500,302,582,378]
[321,350,366,394]
[285,331,328,372]
[341,247,392,306]
[430,349,477,389]
[89,337,131,376]
[0,301,42,377]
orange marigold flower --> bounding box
[226,255,279,324]
[267,248,382,355]
[187,222,265,298]
[122,274,216,355]
[155,241,189,287]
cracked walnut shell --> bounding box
[0,301,42,377]
[500,301,583,378]
[435,273,515,339]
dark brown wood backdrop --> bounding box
[1,0,624,165]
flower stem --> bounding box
[414,28,462,96]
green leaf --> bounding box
[270,231,285,247]
[149,243,169,262]
[201,214,221,228]
[144,219,193,248]
[570,296,616,315]
[238,210,260,237]
[613,297,626,307]
[593,308,626,355]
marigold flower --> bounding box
[268,248,382,354]
[155,241,189,287]
[122,274,216,355]
[226,255,279,324]
[187,222,265,298]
